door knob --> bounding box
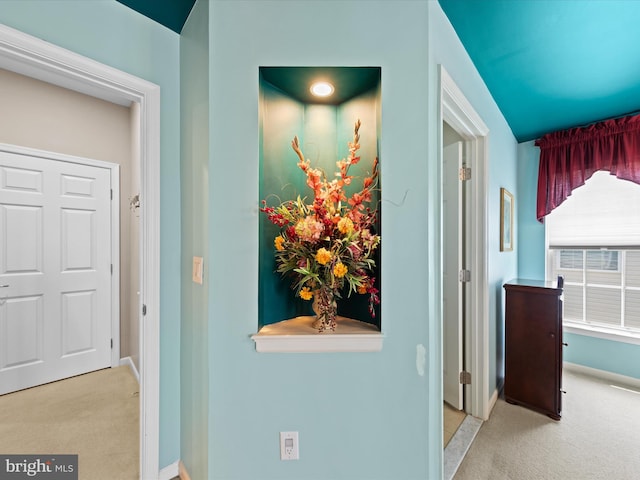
[0,285,9,288]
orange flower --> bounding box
[333,262,348,278]
[299,287,313,301]
[316,248,332,265]
[337,217,354,235]
[274,236,285,251]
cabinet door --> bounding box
[505,289,560,416]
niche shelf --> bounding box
[251,316,383,353]
[257,66,382,353]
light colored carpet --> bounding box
[454,369,640,480]
[0,366,139,480]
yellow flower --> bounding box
[333,262,348,278]
[299,287,313,300]
[316,247,332,265]
[337,217,354,235]
[274,236,285,251]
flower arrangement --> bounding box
[260,119,381,332]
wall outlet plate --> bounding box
[280,431,299,460]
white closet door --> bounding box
[0,151,111,395]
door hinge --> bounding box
[111,264,113,275]
[459,167,471,181]
[459,269,471,282]
[111,189,113,200]
[111,338,113,349]
[142,304,147,316]
[460,371,471,385]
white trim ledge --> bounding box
[251,316,383,353]
[564,322,640,346]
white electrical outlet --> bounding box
[280,431,299,460]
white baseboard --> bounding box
[119,356,140,384]
[158,460,179,480]
[488,387,499,416]
[564,362,640,389]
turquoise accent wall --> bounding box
[259,74,381,327]
[259,80,307,325]
[518,140,640,380]
[0,0,181,469]
[180,0,209,477]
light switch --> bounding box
[192,256,203,284]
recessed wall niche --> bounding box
[258,66,382,332]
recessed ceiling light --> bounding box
[310,81,334,97]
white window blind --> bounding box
[548,248,640,332]
[546,171,640,247]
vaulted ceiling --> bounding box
[118,0,640,143]
[438,0,640,142]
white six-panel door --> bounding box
[0,150,112,395]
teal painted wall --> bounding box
[180,0,209,477]
[258,76,381,327]
[430,3,519,394]
[564,333,640,379]
[208,1,518,479]
[516,141,546,279]
[210,2,435,478]
[518,140,640,380]
[259,81,307,325]
[0,1,181,469]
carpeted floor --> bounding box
[0,366,139,480]
[454,368,640,480]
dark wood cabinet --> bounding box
[503,278,564,420]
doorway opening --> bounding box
[442,126,467,444]
[0,24,161,479]
[439,65,489,422]
[439,65,489,477]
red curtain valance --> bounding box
[535,113,640,222]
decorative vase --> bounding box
[311,287,338,332]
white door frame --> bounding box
[439,66,490,421]
[0,24,161,478]
[0,144,121,369]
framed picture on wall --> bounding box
[500,187,514,252]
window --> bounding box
[546,171,640,336]
[585,250,619,272]
[549,248,640,332]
